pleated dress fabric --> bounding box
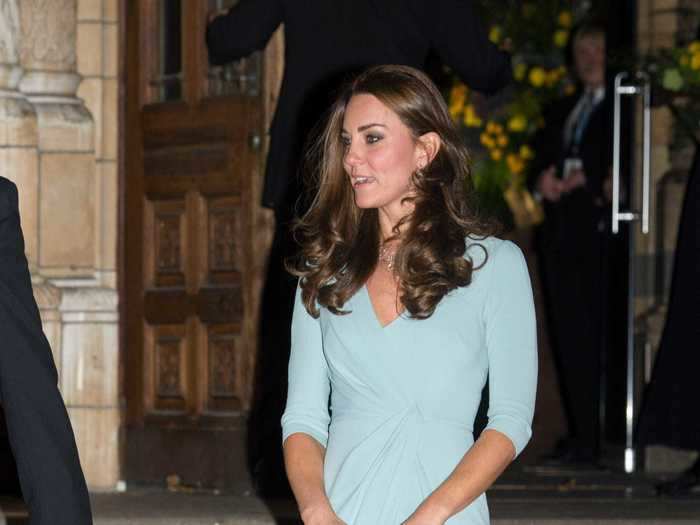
[282,237,538,524]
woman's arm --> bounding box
[284,434,344,524]
[405,241,538,524]
[403,430,514,524]
[282,285,344,524]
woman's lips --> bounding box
[352,176,376,188]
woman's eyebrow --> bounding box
[358,123,387,132]
[340,123,388,134]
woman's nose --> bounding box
[344,144,363,167]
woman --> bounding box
[282,65,537,525]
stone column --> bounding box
[0,0,38,267]
[19,0,95,279]
[17,0,121,490]
[0,0,64,363]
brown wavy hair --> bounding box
[289,65,495,318]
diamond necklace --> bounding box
[378,243,396,270]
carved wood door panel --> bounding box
[124,0,263,488]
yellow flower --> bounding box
[497,134,509,147]
[519,145,534,160]
[492,123,504,134]
[506,153,525,175]
[485,121,498,134]
[692,52,700,70]
[681,54,690,67]
[513,63,527,82]
[689,41,700,54]
[480,132,495,148]
[463,105,483,127]
[529,67,546,87]
[449,83,467,108]
[545,69,560,87]
[490,149,503,161]
[450,83,468,103]
[508,114,527,132]
[489,25,502,44]
[558,11,573,28]
[554,29,569,48]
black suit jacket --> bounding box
[207,0,511,209]
[529,88,614,252]
[0,178,92,524]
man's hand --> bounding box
[537,165,565,202]
[562,169,586,193]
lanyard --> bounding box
[570,92,595,153]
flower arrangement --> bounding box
[644,38,700,143]
[448,1,586,229]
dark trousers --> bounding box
[537,198,612,459]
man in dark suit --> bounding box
[207,0,513,495]
[207,0,512,211]
[530,24,623,465]
[0,177,92,524]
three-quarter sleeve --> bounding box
[206,0,284,66]
[482,241,538,457]
[429,1,512,94]
[281,283,331,448]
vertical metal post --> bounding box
[612,71,652,474]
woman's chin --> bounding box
[353,194,380,209]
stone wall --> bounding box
[0,0,120,489]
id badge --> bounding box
[562,157,583,180]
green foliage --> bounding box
[449,0,585,227]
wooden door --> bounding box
[123,0,269,488]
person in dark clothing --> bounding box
[206,0,512,494]
[207,0,512,211]
[0,177,93,524]
[637,146,700,496]
[529,24,623,465]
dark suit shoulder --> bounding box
[544,93,579,120]
[0,177,19,220]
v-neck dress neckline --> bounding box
[361,283,404,330]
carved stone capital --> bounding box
[0,0,21,91]
[0,0,20,64]
[19,0,76,72]
[18,0,77,98]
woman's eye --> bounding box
[366,134,383,144]
[340,136,351,148]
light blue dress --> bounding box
[281,237,538,524]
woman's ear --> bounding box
[415,132,441,169]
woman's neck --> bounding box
[378,204,412,241]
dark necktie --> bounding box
[569,91,595,153]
